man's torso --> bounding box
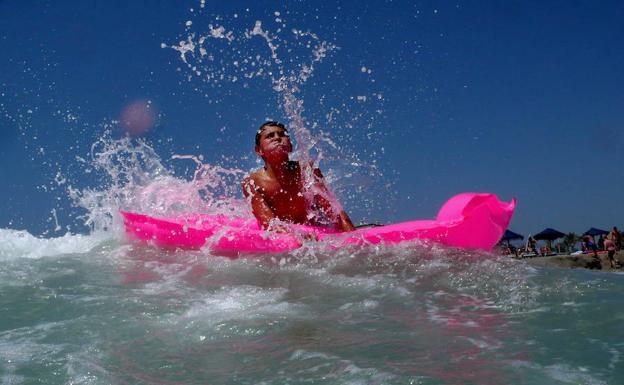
[249,162,309,224]
[605,239,616,251]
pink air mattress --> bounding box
[121,193,516,256]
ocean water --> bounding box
[1,229,623,385]
[2,5,623,384]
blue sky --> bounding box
[1,0,623,237]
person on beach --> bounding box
[604,235,618,269]
[611,226,621,251]
[528,236,538,255]
[242,121,355,232]
[583,235,598,257]
[598,235,605,251]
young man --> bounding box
[242,121,355,232]
[611,226,621,251]
[604,235,618,269]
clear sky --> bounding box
[1,0,623,237]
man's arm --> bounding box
[311,168,355,232]
[242,176,276,230]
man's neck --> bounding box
[264,158,295,181]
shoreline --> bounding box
[519,251,624,271]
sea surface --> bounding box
[1,229,623,385]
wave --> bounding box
[0,229,111,260]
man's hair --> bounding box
[255,121,287,146]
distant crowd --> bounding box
[501,226,621,268]
[579,227,620,268]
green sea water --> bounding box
[1,232,623,385]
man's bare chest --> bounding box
[257,178,305,206]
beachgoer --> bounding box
[528,236,538,255]
[242,121,355,232]
[598,235,605,251]
[583,235,598,258]
[604,235,617,269]
[611,226,621,251]
[581,234,601,269]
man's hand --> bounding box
[268,221,319,241]
[310,168,355,232]
[243,176,279,230]
[267,222,291,234]
[338,211,356,232]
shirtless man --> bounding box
[604,235,618,269]
[242,121,355,232]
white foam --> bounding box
[288,349,397,384]
[510,360,607,385]
[320,271,412,298]
[339,299,379,311]
[0,322,69,382]
[608,347,621,370]
[65,349,113,385]
[136,260,209,296]
[464,336,502,350]
[0,229,110,260]
[545,363,607,385]
[179,285,301,324]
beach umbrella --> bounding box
[583,227,609,237]
[499,229,524,250]
[501,229,524,241]
[533,228,565,241]
[533,228,566,252]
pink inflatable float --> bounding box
[121,193,516,256]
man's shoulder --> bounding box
[243,169,264,197]
[243,168,271,191]
[244,168,261,180]
[244,168,268,183]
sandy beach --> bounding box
[523,251,624,271]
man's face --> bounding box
[255,125,292,160]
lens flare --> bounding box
[119,100,156,136]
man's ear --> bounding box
[255,145,264,158]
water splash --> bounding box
[69,130,252,234]
[162,8,388,223]
[1,5,389,238]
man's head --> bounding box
[255,121,287,146]
[255,121,292,162]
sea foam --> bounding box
[0,229,110,260]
